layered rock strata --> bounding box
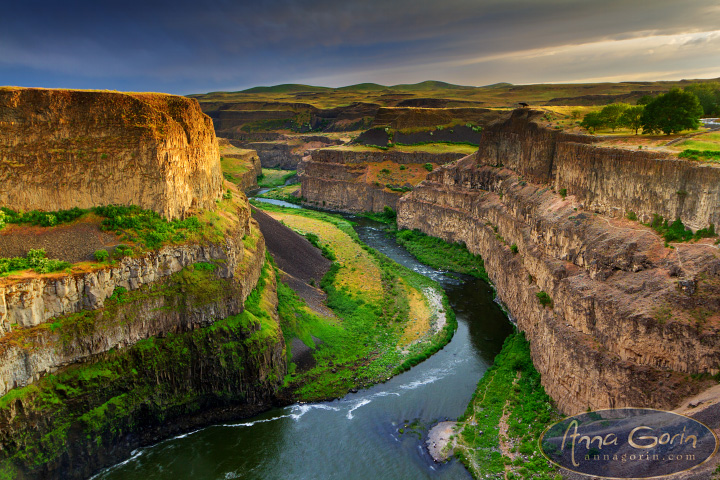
[0,88,222,220]
[398,111,720,414]
[301,148,468,212]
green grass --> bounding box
[256,184,303,204]
[258,168,297,188]
[678,149,720,163]
[93,205,205,249]
[455,331,561,479]
[0,249,70,276]
[254,202,457,401]
[395,228,488,279]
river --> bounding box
[95,202,513,480]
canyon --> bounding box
[397,109,720,413]
[0,88,286,479]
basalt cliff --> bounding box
[0,89,286,479]
[398,109,720,414]
[300,147,470,212]
[0,88,222,220]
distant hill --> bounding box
[336,83,388,91]
[482,82,514,89]
[241,84,333,94]
[390,80,475,91]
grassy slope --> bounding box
[258,168,296,188]
[252,203,457,401]
[190,78,718,109]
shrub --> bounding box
[559,188,567,199]
[0,210,5,230]
[114,244,133,259]
[626,211,638,221]
[94,250,109,262]
[424,163,434,172]
[510,244,519,254]
[399,165,406,171]
[223,189,233,200]
[380,168,391,174]
[0,249,71,275]
[536,291,553,308]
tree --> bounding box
[580,112,603,133]
[684,82,720,116]
[637,94,654,105]
[640,89,703,135]
[619,105,644,135]
[598,103,629,132]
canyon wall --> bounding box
[0,90,288,479]
[398,111,720,414]
[0,88,222,220]
[300,148,468,212]
[477,108,720,230]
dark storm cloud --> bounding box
[1,0,720,93]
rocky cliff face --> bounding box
[477,108,720,230]
[398,112,720,414]
[0,88,222,220]
[300,148,468,212]
[0,256,285,480]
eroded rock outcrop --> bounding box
[0,89,287,479]
[300,147,468,212]
[398,110,720,414]
[0,88,222,220]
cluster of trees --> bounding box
[580,103,644,134]
[580,85,710,135]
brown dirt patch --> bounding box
[0,219,119,263]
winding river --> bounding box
[95,201,512,480]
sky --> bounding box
[2,0,720,95]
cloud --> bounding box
[1,0,720,93]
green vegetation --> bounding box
[395,228,488,280]
[0,260,282,478]
[679,149,720,163]
[455,331,560,479]
[619,105,644,135]
[684,82,720,116]
[510,243,519,254]
[580,103,641,134]
[256,184,304,205]
[93,205,204,249]
[641,89,703,135]
[423,163,434,172]
[0,206,85,228]
[257,168,296,188]
[253,203,457,401]
[647,214,716,242]
[360,206,397,224]
[536,291,553,308]
[93,249,109,262]
[1,200,240,255]
[0,249,70,276]
[558,188,567,199]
